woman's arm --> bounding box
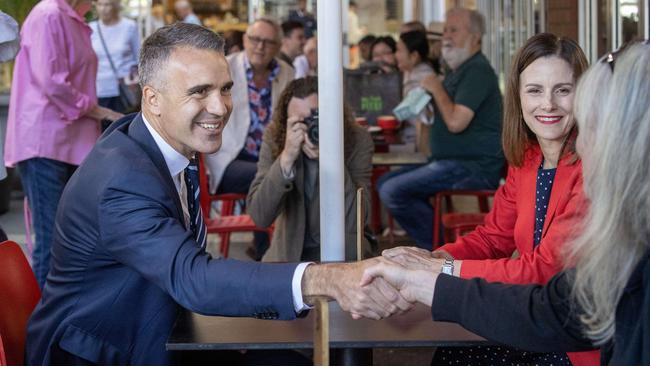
[27,13,96,121]
[433,270,595,353]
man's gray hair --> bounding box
[139,22,224,88]
[447,7,486,36]
[248,16,282,43]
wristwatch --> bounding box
[441,258,454,276]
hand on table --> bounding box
[360,256,439,307]
[302,258,413,320]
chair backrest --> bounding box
[197,155,247,218]
[0,241,41,366]
[1,333,7,366]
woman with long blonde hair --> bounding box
[362,41,650,365]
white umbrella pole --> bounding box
[317,0,346,262]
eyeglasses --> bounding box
[246,34,279,49]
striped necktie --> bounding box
[184,159,207,249]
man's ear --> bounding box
[471,32,482,47]
[142,85,161,116]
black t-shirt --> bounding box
[430,52,504,186]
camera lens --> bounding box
[308,123,318,145]
[305,109,319,145]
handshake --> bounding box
[301,247,457,319]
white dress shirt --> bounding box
[141,114,311,312]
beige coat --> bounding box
[204,51,295,192]
[247,124,374,262]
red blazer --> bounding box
[440,146,584,284]
[438,146,599,366]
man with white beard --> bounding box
[378,7,503,249]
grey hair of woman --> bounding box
[568,42,650,344]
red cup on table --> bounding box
[377,116,399,134]
[377,115,399,131]
[355,116,368,126]
[377,115,399,144]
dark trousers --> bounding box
[217,153,269,259]
[377,160,494,250]
[18,158,77,289]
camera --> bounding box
[304,109,319,145]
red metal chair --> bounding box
[431,190,496,247]
[197,155,273,258]
[1,334,6,366]
[441,212,490,242]
[0,240,41,366]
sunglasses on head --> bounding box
[602,39,650,72]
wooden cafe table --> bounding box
[167,303,487,366]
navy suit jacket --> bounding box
[26,114,299,366]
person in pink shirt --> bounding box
[4,0,123,288]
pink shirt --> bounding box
[4,0,100,167]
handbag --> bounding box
[344,64,402,125]
[96,23,141,112]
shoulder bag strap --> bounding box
[96,22,120,79]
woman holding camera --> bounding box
[247,77,374,262]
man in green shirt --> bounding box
[378,7,503,249]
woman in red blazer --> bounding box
[384,34,599,365]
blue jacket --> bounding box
[26,114,299,365]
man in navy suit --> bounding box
[25,23,410,366]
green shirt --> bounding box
[429,52,504,186]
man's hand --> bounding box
[301,259,413,320]
[87,105,124,122]
[420,74,474,133]
[383,246,461,276]
[382,246,443,272]
[431,250,454,259]
[420,74,443,95]
[360,257,439,307]
[280,116,307,174]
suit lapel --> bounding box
[128,114,185,224]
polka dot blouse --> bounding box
[534,162,557,247]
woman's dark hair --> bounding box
[399,30,429,63]
[267,76,356,159]
[370,36,396,56]
[502,33,589,167]
[222,30,244,55]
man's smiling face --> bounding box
[151,47,234,158]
